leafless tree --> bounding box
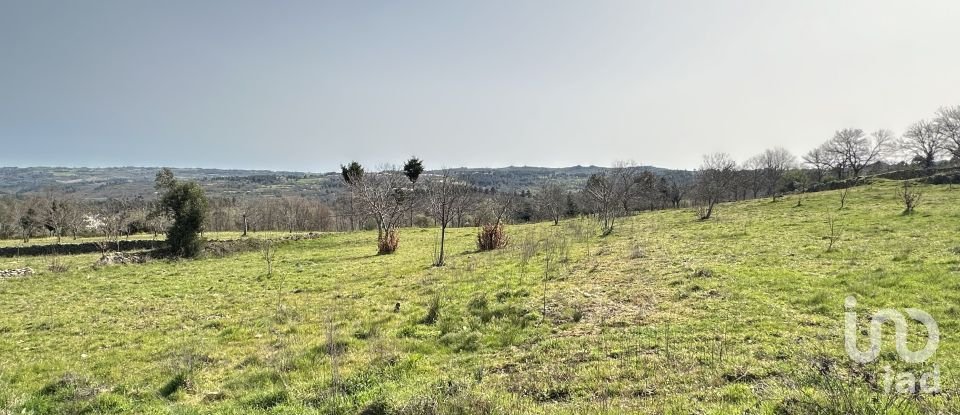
[584,173,620,235]
[896,181,922,214]
[45,197,78,244]
[490,191,515,226]
[826,128,892,178]
[536,182,566,225]
[341,163,415,254]
[426,170,469,266]
[802,146,833,182]
[98,198,132,251]
[825,216,842,252]
[756,147,797,200]
[611,161,643,213]
[333,192,359,232]
[742,156,766,199]
[838,185,852,210]
[934,106,960,162]
[692,153,737,220]
[261,239,275,275]
[146,202,170,240]
[476,190,513,251]
[632,170,660,210]
[452,189,479,227]
[658,176,690,209]
[0,198,13,239]
[900,120,946,169]
[582,162,645,235]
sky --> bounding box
[2,1,960,172]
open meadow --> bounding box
[2,180,959,414]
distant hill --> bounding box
[0,165,692,200]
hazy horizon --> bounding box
[3,1,960,172]
[0,162,643,175]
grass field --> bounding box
[2,180,959,414]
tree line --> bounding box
[0,104,955,255]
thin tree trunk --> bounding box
[438,225,446,266]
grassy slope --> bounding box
[1,180,959,414]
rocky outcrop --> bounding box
[0,267,34,278]
[95,252,148,266]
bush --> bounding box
[378,230,399,255]
[156,171,208,258]
[48,256,69,273]
[422,294,441,324]
[477,223,507,251]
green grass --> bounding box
[2,180,959,413]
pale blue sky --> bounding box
[2,1,959,171]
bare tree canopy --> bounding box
[693,153,737,220]
[825,128,892,178]
[582,161,642,235]
[536,182,566,226]
[341,162,416,254]
[900,119,947,169]
[935,106,960,160]
[425,170,469,266]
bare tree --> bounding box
[536,182,566,225]
[783,169,811,207]
[611,161,643,213]
[742,156,766,199]
[658,176,690,209]
[692,153,737,220]
[896,181,922,214]
[584,173,620,235]
[827,128,892,178]
[757,147,797,200]
[582,162,645,235]
[825,216,842,252]
[426,170,469,266]
[838,184,853,210]
[65,200,87,240]
[476,190,513,251]
[802,146,833,182]
[45,198,78,244]
[934,106,960,162]
[901,120,946,169]
[98,198,132,252]
[452,189,479,227]
[261,239,275,275]
[341,162,416,255]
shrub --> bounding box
[378,229,399,255]
[896,181,922,214]
[48,256,68,273]
[156,170,208,258]
[477,223,507,251]
[422,294,442,325]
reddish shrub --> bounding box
[378,230,400,254]
[477,223,508,251]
